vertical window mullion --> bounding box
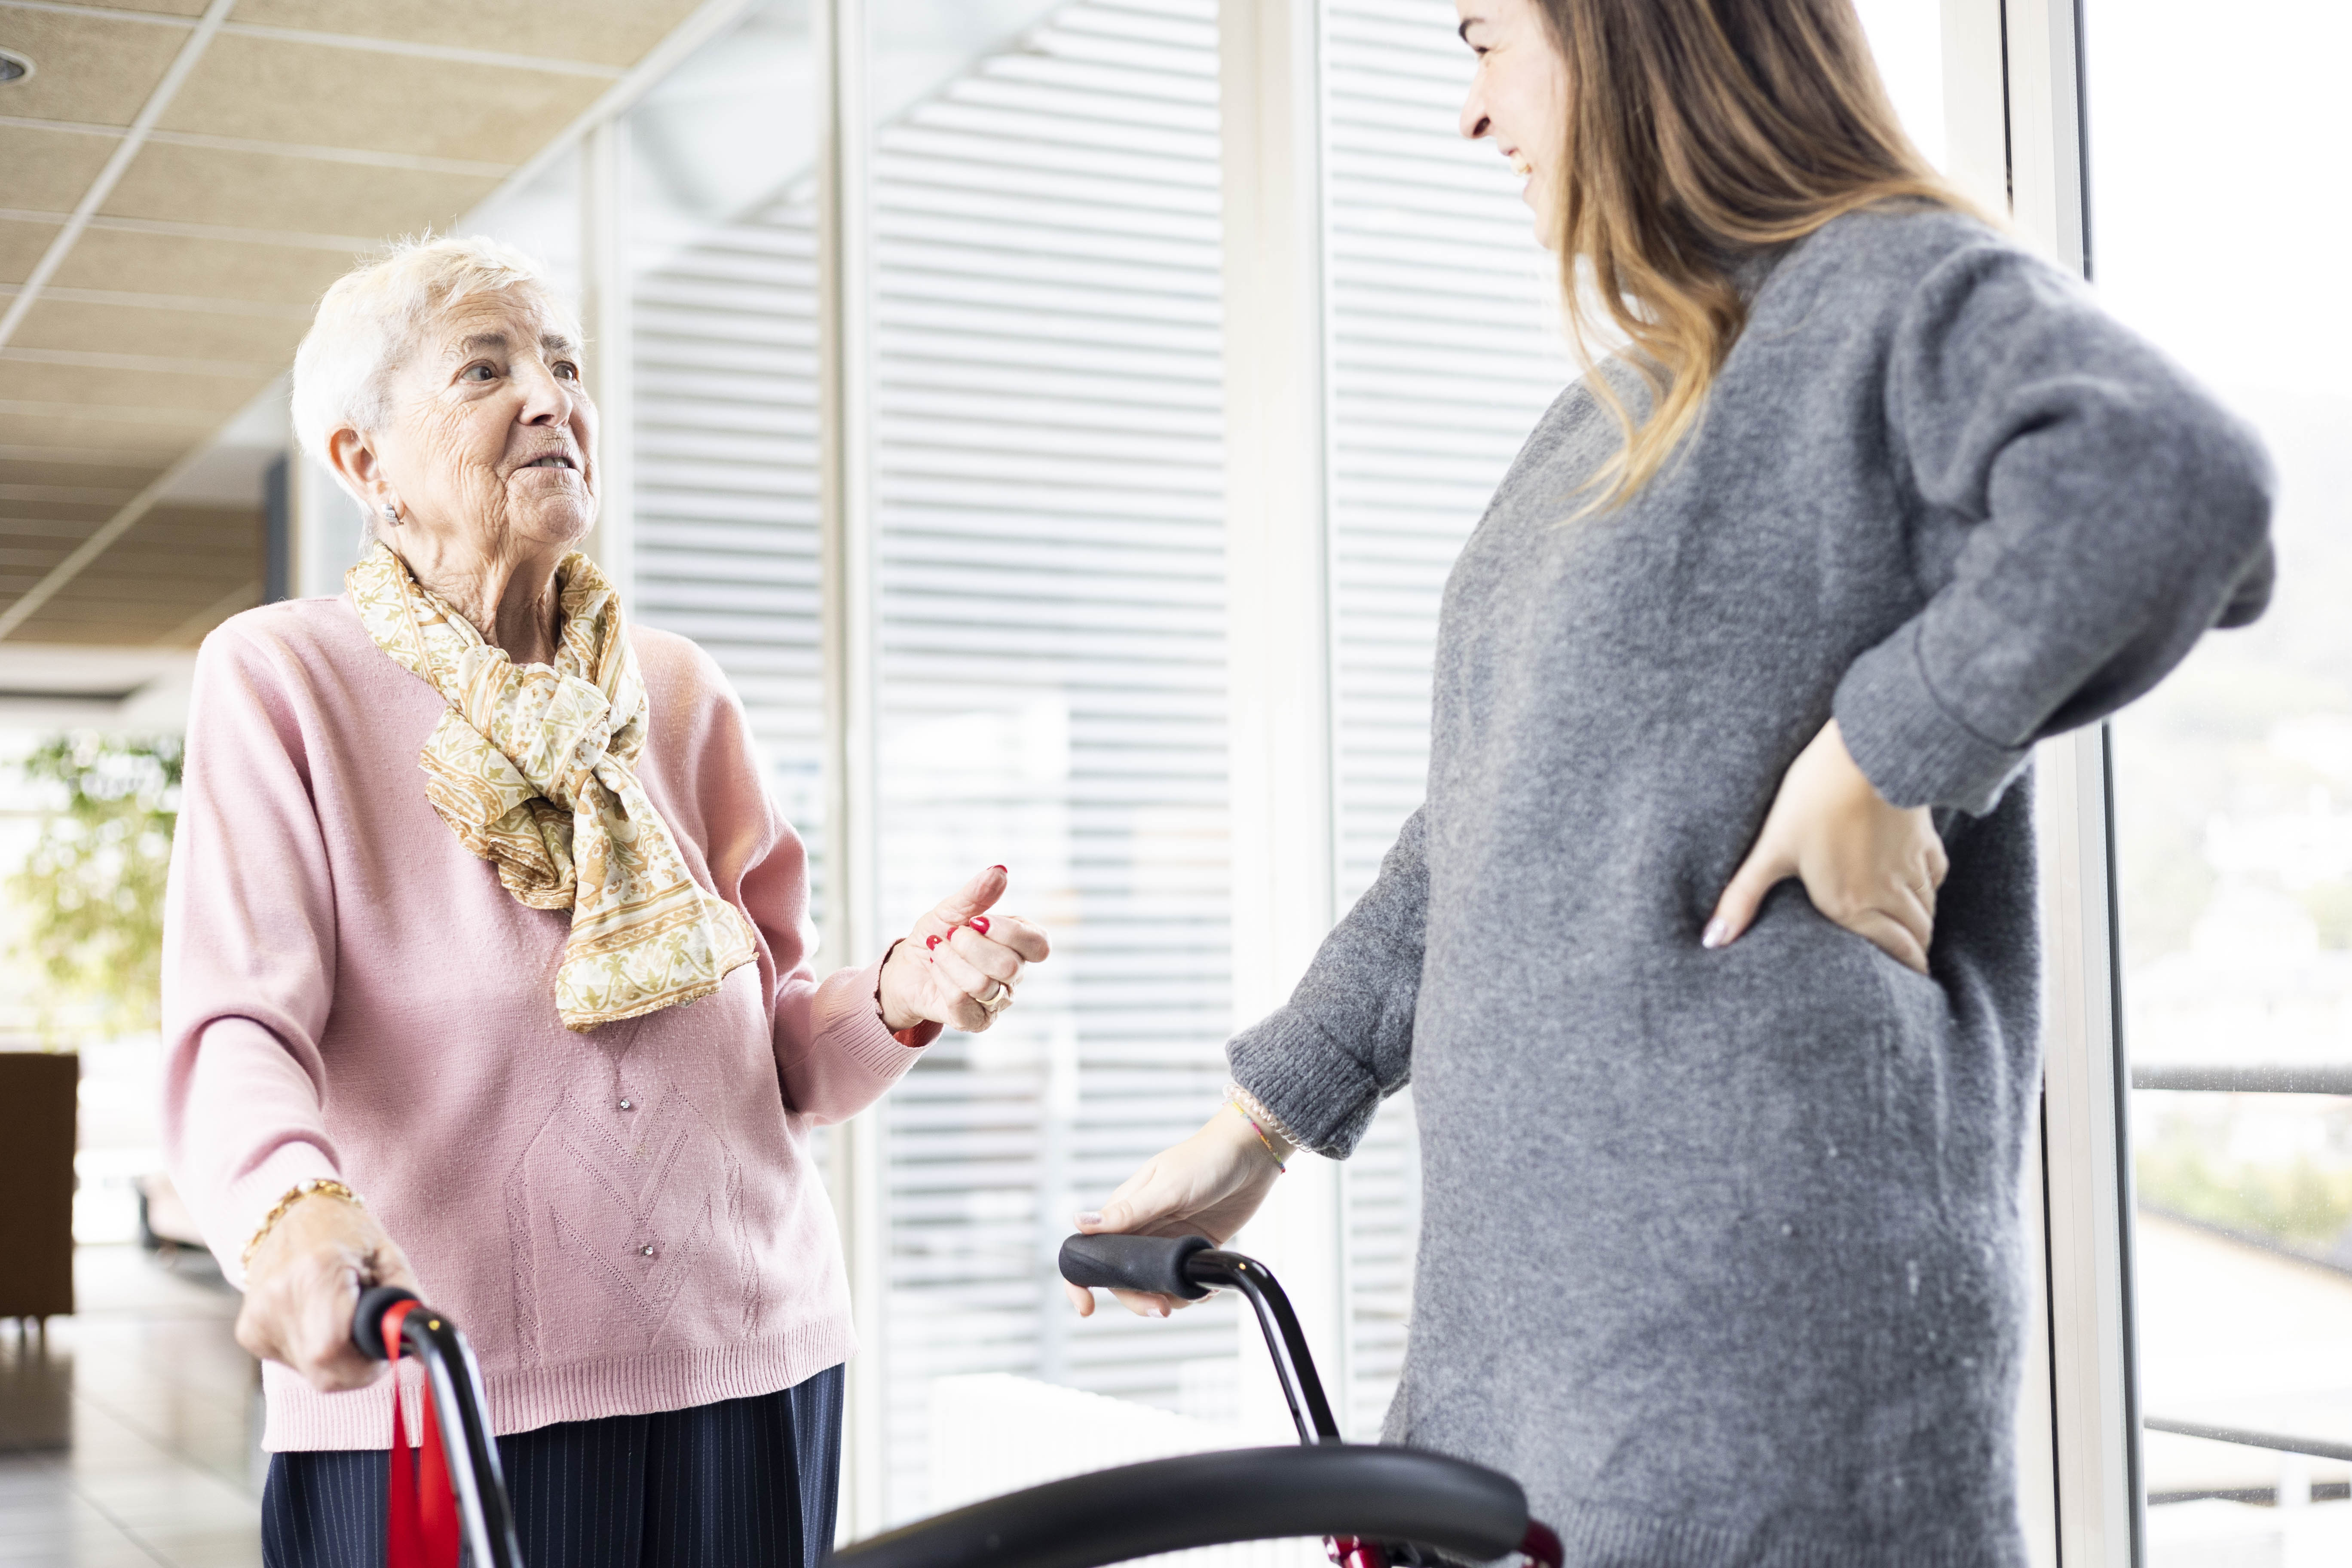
[2010,3,2142,1554]
[1218,0,1347,1401]
[817,0,887,1539]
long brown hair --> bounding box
[1531,0,1972,510]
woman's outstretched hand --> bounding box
[877,865,1052,1034]
[1062,1106,1289,1320]
[1706,718,1949,974]
[236,1194,422,1393]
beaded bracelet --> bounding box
[1225,1100,1288,1174]
[241,1178,364,1271]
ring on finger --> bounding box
[979,981,1015,1016]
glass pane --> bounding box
[2090,0,2352,1559]
[863,0,1238,1527]
[622,1,828,881]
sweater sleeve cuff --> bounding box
[1834,621,2030,815]
[1225,1010,1384,1161]
[814,955,937,1082]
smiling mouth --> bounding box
[1506,149,1532,176]
[521,453,576,472]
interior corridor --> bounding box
[0,1247,260,1568]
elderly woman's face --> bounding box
[374,292,596,554]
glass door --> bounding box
[2088,1,2352,1562]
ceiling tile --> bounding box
[102,141,501,240]
[0,359,268,414]
[0,407,206,457]
[0,8,186,126]
[0,457,159,490]
[13,297,309,364]
[0,217,57,285]
[157,34,603,162]
[15,503,261,645]
[51,226,361,303]
[0,124,118,212]
[230,0,702,69]
[0,494,114,524]
[0,471,139,506]
[65,2,212,16]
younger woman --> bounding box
[1069,1,2272,1562]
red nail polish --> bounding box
[968,916,990,935]
[991,865,1007,873]
[925,934,941,950]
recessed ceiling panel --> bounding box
[0,218,58,285]
[103,140,503,239]
[0,493,117,525]
[0,124,117,212]
[0,458,156,496]
[0,359,270,415]
[157,34,603,162]
[18,503,262,645]
[232,0,703,68]
[12,298,309,365]
[0,404,214,456]
[51,226,361,303]
[0,9,184,126]
[62,1,212,16]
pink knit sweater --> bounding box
[161,595,931,1451]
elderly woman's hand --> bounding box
[235,1194,422,1393]
[1704,718,1950,974]
[878,865,1052,1034]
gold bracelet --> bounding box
[241,1178,364,1271]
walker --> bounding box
[353,1235,1563,1568]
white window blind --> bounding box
[1322,0,1576,1437]
[863,0,1236,1522]
[625,0,829,876]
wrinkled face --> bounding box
[367,291,596,557]
[1455,0,1573,248]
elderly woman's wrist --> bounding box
[242,1178,364,1272]
[876,939,925,1035]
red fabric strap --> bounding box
[382,1300,461,1568]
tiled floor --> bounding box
[0,1246,263,1568]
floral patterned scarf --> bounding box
[347,542,755,1031]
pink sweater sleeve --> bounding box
[680,646,937,1124]
[160,629,345,1284]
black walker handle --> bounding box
[352,1284,419,1361]
[1057,1233,1214,1300]
[351,1286,526,1568]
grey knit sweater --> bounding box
[1229,207,2273,1568]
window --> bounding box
[624,0,830,878]
[861,0,1237,1524]
[2090,0,2352,1559]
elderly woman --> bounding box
[160,235,1042,1568]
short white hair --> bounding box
[290,233,582,476]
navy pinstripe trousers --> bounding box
[260,1365,843,1568]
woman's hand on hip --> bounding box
[1062,1106,1288,1320]
[234,1194,421,1393]
[877,865,1052,1034]
[1705,718,1949,974]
